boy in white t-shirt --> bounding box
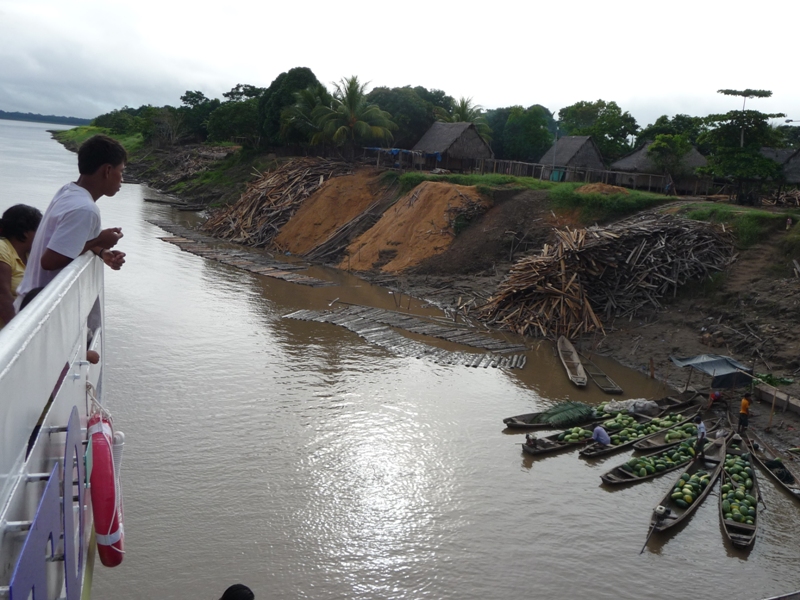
[16,135,128,309]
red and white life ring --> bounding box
[88,414,124,567]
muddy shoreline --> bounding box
[60,136,800,452]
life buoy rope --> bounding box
[87,383,125,567]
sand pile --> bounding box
[274,169,383,255]
[340,181,490,273]
[575,183,629,195]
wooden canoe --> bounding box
[521,428,594,456]
[649,435,728,533]
[503,402,596,430]
[601,437,718,485]
[580,406,703,459]
[557,336,587,386]
[720,436,760,548]
[745,430,800,503]
[521,413,653,456]
[579,353,623,394]
[505,394,693,430]
[633,415,725,452]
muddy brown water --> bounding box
[3,121,800,600]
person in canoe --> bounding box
[706,390,723,410]
[592,424,611,447]
[693,415,707,461]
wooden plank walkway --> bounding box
[284,306,528,370]
[148,220,337,288]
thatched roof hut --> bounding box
[412,122,493,159]
[781,149,800,184]
[607,141,709,195]
[761,147,800,184]
[610,141,707,174]
[760,147,796,165]
[539,136,605,170]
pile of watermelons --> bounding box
[663,422,699,443]
[721,454,757,525]
[669,470,711,509]
[556,427,593,443]
[621,441,700,477]
[605,413,684,446]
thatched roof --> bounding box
[412,122,475,153]
[783,149,800,184]
[610,141,707,174]
[760,147,796,165]
[538,136,602,167]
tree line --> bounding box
[92,67,800,203]
[0,109,91,126]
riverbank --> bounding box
[52,135,800,449]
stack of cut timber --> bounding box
[479,212,735,339]
[202,157,352,247]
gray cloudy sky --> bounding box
[1,0,798,128]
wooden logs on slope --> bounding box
[202,157,353,247]
[479,212,736,339]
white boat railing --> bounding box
[0,253,104,599]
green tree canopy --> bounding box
[365,86,432,149]
[558,99,638,163]
[413,87,455,115]
[179,90,221,142]
[280,84,332,146]
[646,133,693,178]
[503,105,553,162]
[222,84,266,103]
[717,89,773,109]
[776,124,800,149]
[484,107,513,159]
[637,114,708,148]
[312,76,397,156]
[699,106,786,204]
[258,67,321,145]
[93,107,144,135]
[207,98,260,147]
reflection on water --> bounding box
[2,121,800,600]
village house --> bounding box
[412,122,493,171]
[610,141,709,194]
[762,147,800,185]
[537,136,605,182]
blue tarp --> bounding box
[365,148,418,155]
[670,354,753,389]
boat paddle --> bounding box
[640,522,657,555]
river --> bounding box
[2,119,799,600]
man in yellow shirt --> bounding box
[738,392,752,434]
[0,204,42,328]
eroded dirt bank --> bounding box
[85,141,800,449]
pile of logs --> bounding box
[761,189,800,207]
[479,212,736,339]
[203,157,352,246]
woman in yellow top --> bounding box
[0,204,43,328]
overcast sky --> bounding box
[1,0,798,129]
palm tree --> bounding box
[312,76,397,157]
[280,84,331,145]
[435,96,492,143]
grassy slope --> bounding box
[680,203,800,253]
[54,126,145,155]
[389,171,670,224]
[53,126,283,207]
